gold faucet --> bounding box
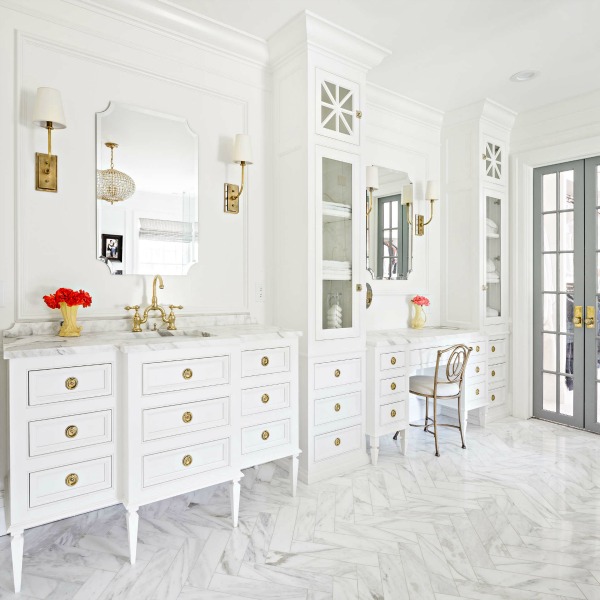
[125,274,183,332]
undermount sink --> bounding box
[106,329,216,340]
[156,329,215,338]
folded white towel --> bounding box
[486,259,497,273]
[486,218,498,232]
[486,306,499,317]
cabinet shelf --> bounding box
[323,201,352,223]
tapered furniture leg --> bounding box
[231,479,241,527]
[126,507,139,565]
[290,454,299,497]
[369,435,380,465]
[11,530,24,594]
[400,429,408,455]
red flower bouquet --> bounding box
[43,288,92,337]
[411,295,430,307]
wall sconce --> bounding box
[224,134,253,214]
[32,87,66,192]
[403,180,439,236]
[365,165,379,216]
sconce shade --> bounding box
[366,166,379,190]
[401,183,413,205]
[32,87,66,128]
[233,134,253,164]
[426,180,440,201]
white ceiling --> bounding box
[167,0,600,114]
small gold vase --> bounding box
[411,304,426,329]
[59,302,83,337]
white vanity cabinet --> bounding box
[6,351,118,593]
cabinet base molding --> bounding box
[298,450,369,485]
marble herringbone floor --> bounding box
[2,418,600,600]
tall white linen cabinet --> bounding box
[270,13,389,483]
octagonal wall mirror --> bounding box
[366,167,412,280]
[96,102,198,275]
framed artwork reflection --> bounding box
[101,234,123,261]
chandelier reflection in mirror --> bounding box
[97,142,136,204]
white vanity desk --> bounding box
[366,327,508,464]
[2,322,300,593]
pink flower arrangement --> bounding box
[43,288,92,309]
[411,295,430,307]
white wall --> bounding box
[0,0,273,495]
[364,84,443,330]
[510,89,600,418]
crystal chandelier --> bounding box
[97,142,136,204]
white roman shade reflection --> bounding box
[138,218,198,243]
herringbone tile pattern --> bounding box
[1,418,600,599]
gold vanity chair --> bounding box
[396,343,472,457]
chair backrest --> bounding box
[433,343,472,397]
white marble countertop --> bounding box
[3,323,301,359]
[367,327,482,348]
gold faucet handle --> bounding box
[124,305,143,332]
[169,305,183,310]
[166,305,183,331]
[125,305,140,311]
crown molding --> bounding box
[269,10,390,71]
[443,98,517,131]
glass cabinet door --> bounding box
[316,70,360,145]
[485,192,506,323]
[316,147,360,340]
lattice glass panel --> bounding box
[320,79,355,138]
[484,142,502,180]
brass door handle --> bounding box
[574,305,583,327]
[585,306,595,329]
[334,369,341,378]
[261,356,269,367]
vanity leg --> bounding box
[369,435,380,466]
[290,454,299,497]
[478,406,488,428]
[231,479,241,528]
[11,530,24,594]
[400,428,409,455]
[126,507,139,565]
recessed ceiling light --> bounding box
[510,70,540,82]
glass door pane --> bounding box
[485,195,502,319]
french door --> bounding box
[533,157,599,432]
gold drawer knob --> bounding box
[390,356,396,365]
[334,369,341,378]
[65,425,78,438]
[475,388,480,396]
[491,394,496,401]
[391,409,397,418]
[475,345,480,352]
[491,370,496,377]
[334,403,341,412]
[491,345,496,353]
[334,437,341,446]
[65,473,79,487]
[261,393,270,404]
[182,411,193,423]
[182,454,193,467]
[475,366,480,373]
[390,382,396,391]
[65,377,78,390]
[261,430,270,441]
[182,368,193,380]
[261,356,269,367]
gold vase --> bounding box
[411,304,426,329]
[59,302,83,337]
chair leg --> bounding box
[393,431,399,440]
[458,392,467,450]
[433,395,440,457]
[424,396,429,431]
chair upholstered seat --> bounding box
[409,375,460,397]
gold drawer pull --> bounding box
[491,394,496,401]
[182,454,193,467]
[334,437,341,447]
[182,368,193,380]
[334,403,341,412]
[65,425,78,438]
[390,356,396,365]
[491,370,496,377]
[262,430,270,441]
[65,377,78,390]
[261,356,269,367]
[182,411,193,423]
[491,345,496,353]
[334,369,341,378]
[65,473,78,487]
[475,345,480,352]
[391,409,397,418]
[475,388,480,396]
[475,366,480,373]
[261,393,270,404]
[390,382,396,391]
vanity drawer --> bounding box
[28,363,112,406]
[489,339,507,359]
[241,419,290,454]
[490,387,506,407]
[314,424,361,462]
[241,347,290,377]
[241,383,289,416]
[488,363,507,387]
[314,358,361,390]
[466,360,486,380]
[314,391,361,426]
[29,456,112,508]
[143,397,229,442]
[143,438,229,487]
[379,400,405,427]
[29,410,112,457]
[142,355,229,395]
[380,351,405,372]
[465,381,486,402]
[471,342,487,358]
[379,376,405,399]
